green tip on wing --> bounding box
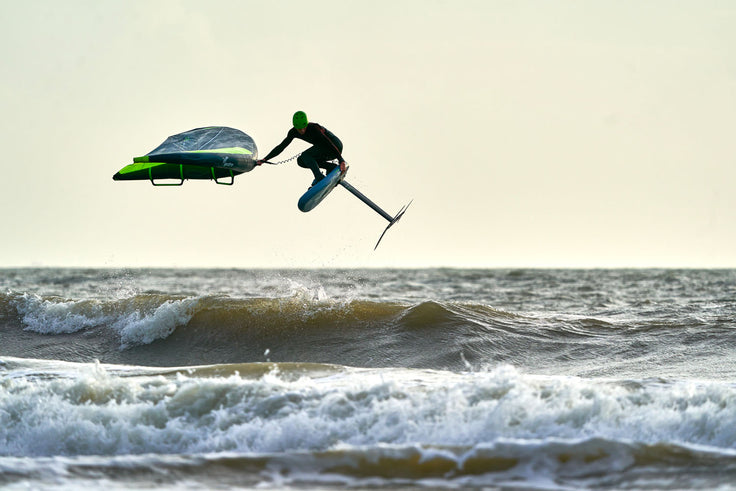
[118,160,161,174]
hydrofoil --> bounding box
[296,165,411,249]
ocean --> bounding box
[1,268,735,490]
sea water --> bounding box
[1,268,736,489]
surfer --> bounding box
[257,111,347,185]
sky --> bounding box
[1,0,735,268]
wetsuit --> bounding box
[262,122,344,181]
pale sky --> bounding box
[1,0,734,268]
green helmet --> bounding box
[292,111,308,130]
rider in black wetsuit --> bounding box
[257,111,347,185]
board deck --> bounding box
[297,165,348,212]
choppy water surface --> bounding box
[1,268,735,489]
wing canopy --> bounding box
[113,127,258,184]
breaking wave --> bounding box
[2,358,736,488]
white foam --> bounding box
[2,362,736,460]
[13,293,109,334]
[11,292,199,347]
[111,298,199,348]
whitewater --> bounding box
[2,268,736,489]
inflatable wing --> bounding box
[113,126,258,186]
